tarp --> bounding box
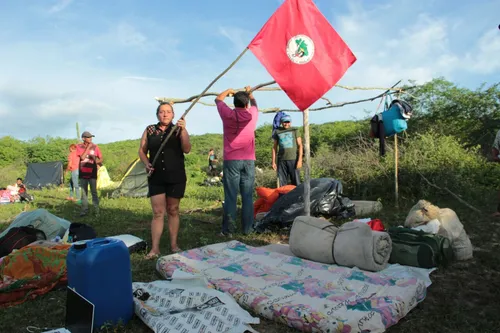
[254,178,355,233]
[24,161,64,189]
[111,159,148,198]
[0,208,71,240]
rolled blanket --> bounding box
[334,221,392,272]
[289,216,338,263]
[289,217,392,271]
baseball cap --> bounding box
[81,131,95,138]
[281,115,292,123]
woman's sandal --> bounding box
[172,247,182,254]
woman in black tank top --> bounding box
[138,102,191,258]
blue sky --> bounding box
[0,0,499,143]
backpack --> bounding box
[388,227,454,269]
[369,98,413,156]
[0,225,47,257]
[68,223,97,243]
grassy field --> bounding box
[1,183,500,333]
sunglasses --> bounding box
[282,121,291,124]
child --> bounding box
[272,114,303,186]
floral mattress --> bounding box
[156,241,431,333]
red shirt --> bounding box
[76,143,102,179]
[67,151,79,171]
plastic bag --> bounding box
[254,178,355,233]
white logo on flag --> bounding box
[286,35,315,64]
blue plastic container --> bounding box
[66,238,134,329]
[382,103,408,137]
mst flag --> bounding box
[248,0,356,111]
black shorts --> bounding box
[148,181,186,198]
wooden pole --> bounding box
[394,134,399,207]
[76,122,80,140]
[303,109,311,216]
[148,47,249,177]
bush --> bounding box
[309,131,494,203]
[255,168,277,188]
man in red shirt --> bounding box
[76,131,103,216]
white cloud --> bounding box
[114,23,147,47]
[122,76,167,82]
[38,98,113,118]
[465,29,500,75]
[48,0,73,13]
[218,26,252,52]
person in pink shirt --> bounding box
[65,144,80,202]
[215,86,259,235]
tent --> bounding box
[24,161,64,189]
[97,165,116,189]
[111,159,148,198]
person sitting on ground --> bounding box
[272,114,303,186]
[139,101,191,259]
[66,144,80,202]
[15,178,32,202]
[215,86,259,236]
[6,181,19,195]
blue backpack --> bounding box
[370,96,413,156]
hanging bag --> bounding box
[381,95,409,137]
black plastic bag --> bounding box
[254,178,355,233]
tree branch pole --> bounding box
[417,171,482,213]
[394,134,399,208]
[157,81,415,114]
[155,81,413,104]
[394,83,402,208]
[148,47,250,177]
[303,108,311,216]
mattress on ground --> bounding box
[156,241,431,333]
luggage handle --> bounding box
[89,239,112,247]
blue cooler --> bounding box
[382,102,408,137]
[66,238,134,329]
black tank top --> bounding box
[146,123,186,184]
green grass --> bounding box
[1,184,500,333]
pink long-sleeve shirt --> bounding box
[216,100,259,160]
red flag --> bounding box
[248,0,356,111]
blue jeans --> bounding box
[69,170,80,199]
[222,160,255,234]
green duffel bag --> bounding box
[388,227,454,268]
